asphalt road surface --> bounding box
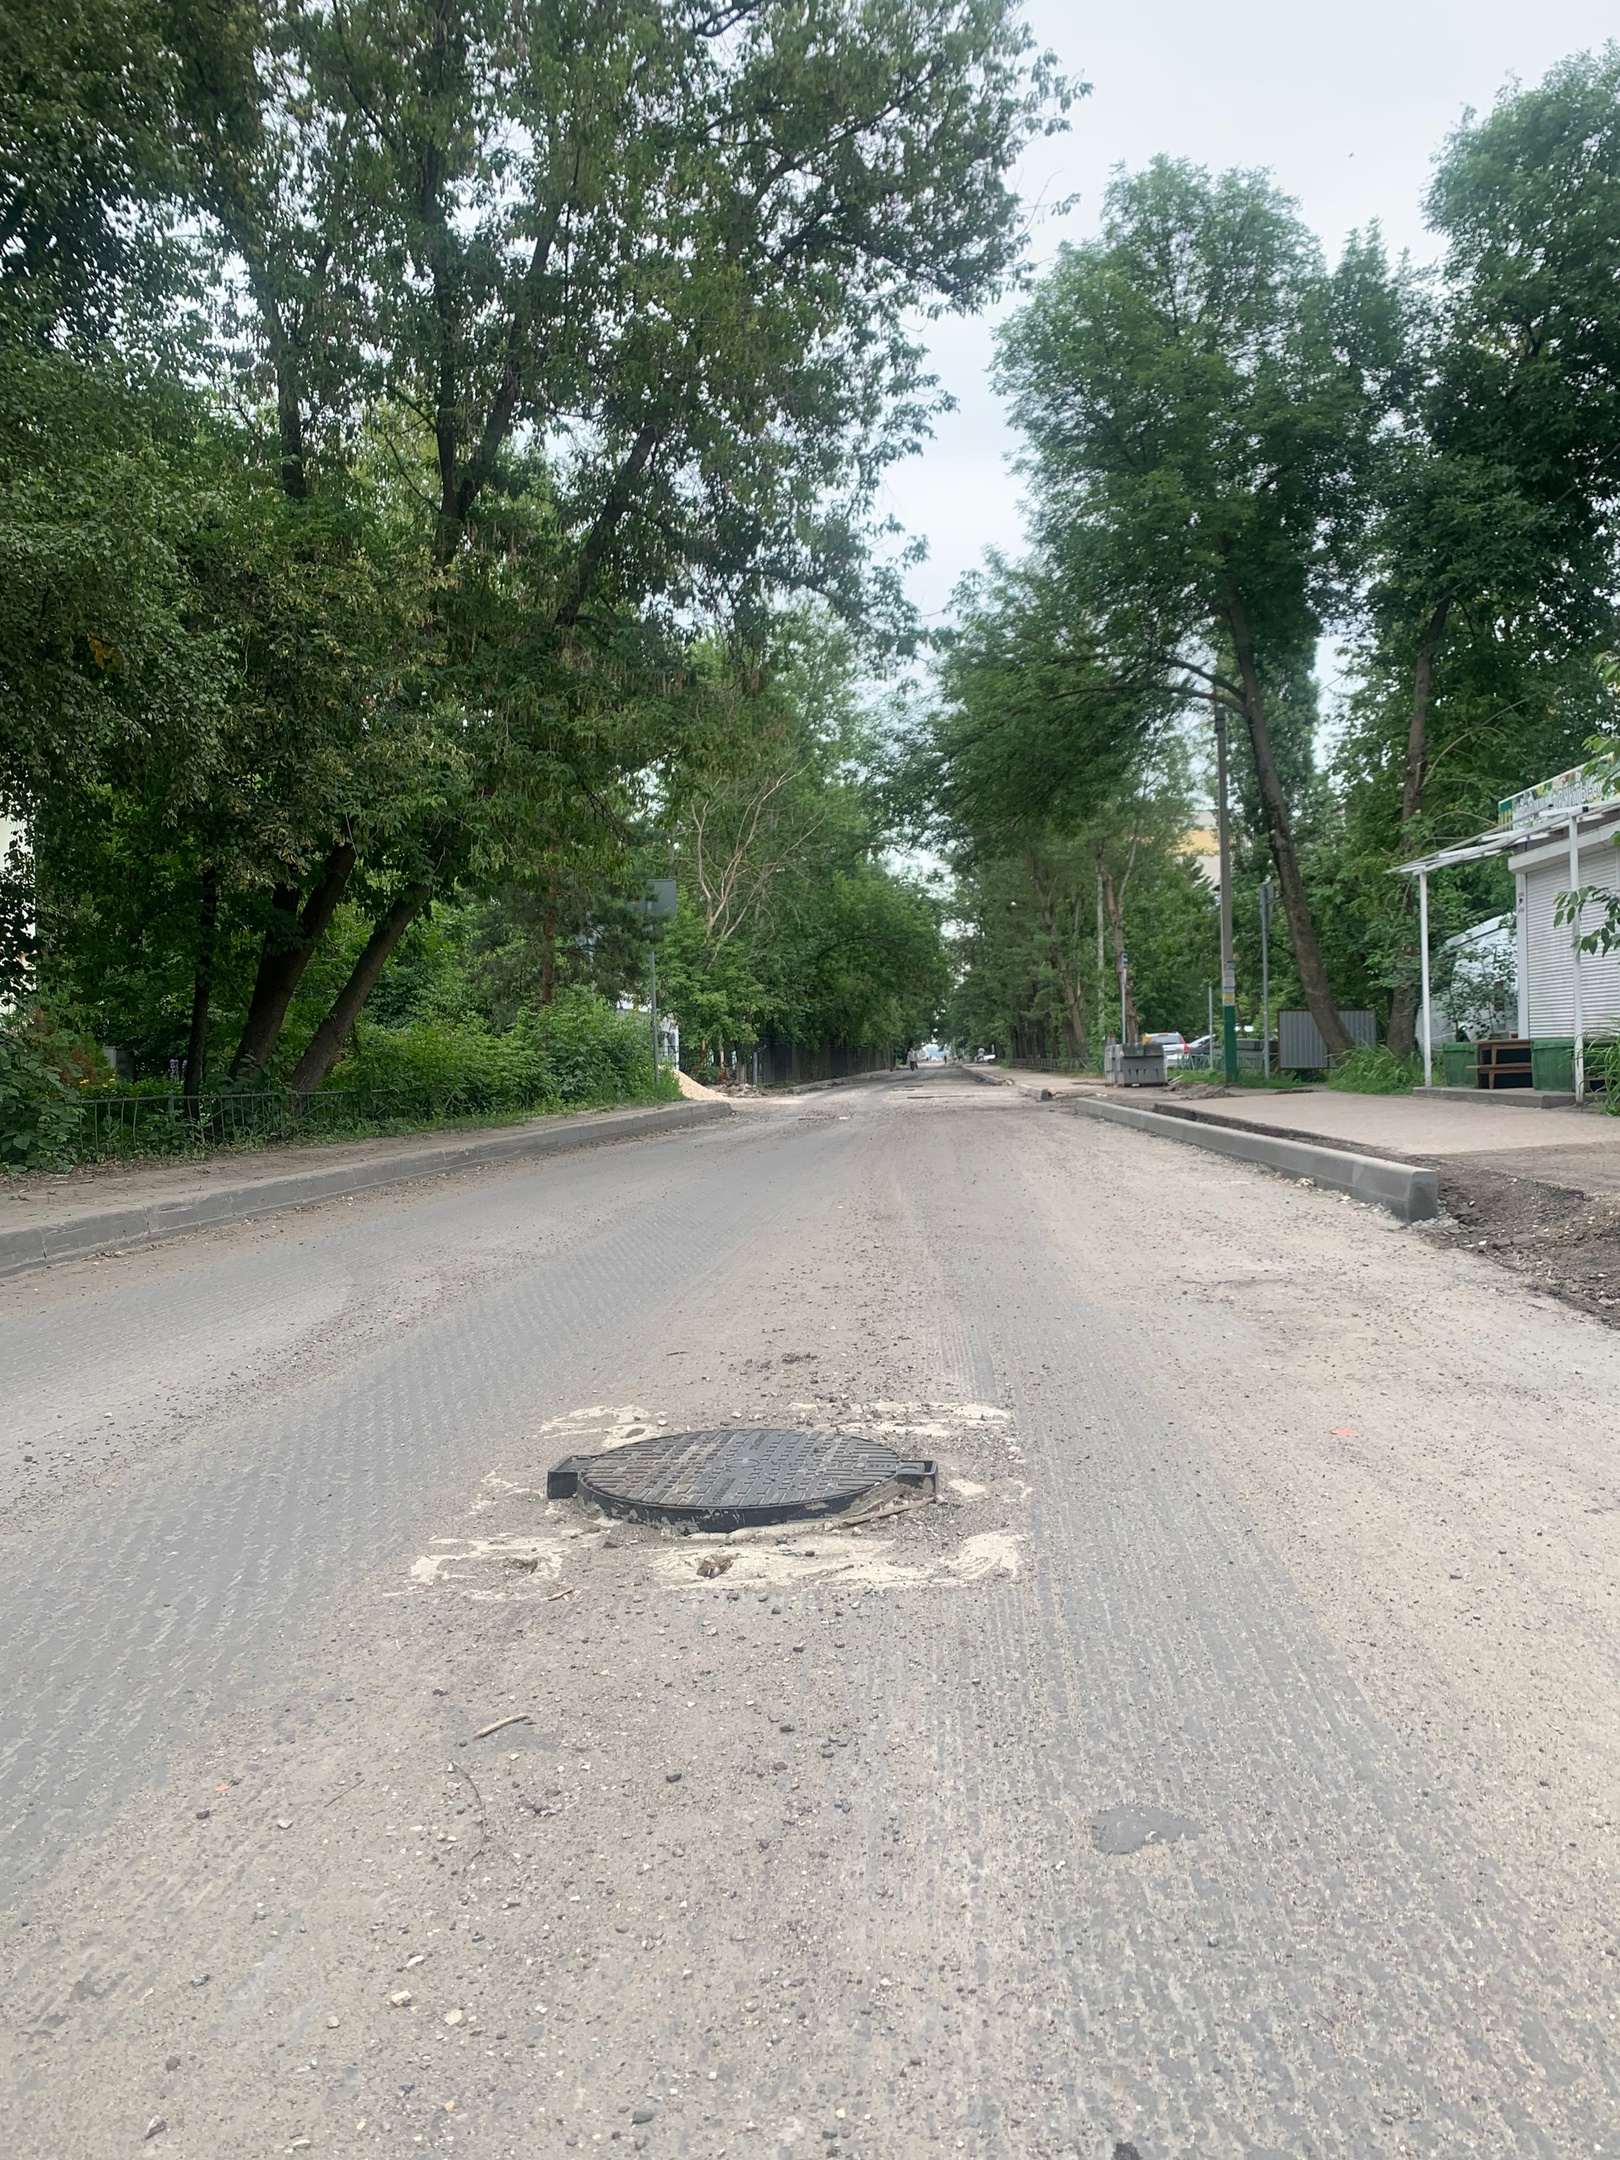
[4,1071,1620,2160]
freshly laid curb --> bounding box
[1070,1094,1438,1222]
[958,1065,1055,1102]
[0,1099,732,1280]
[785,1068,902,1095]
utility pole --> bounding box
[1096,869,1106,1039]
[1214,710,1238,1084]
[636,878,677,1083]
[1260,876,1274,1079]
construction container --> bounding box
[1530,1038,1575,1092]
[1441,1041,1477,1088]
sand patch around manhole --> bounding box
[407,1534,567,1587]
[408,1397,1025,1598]
[653,1527,1021,1591]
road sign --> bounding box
[635,879,677,920]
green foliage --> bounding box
[323,991,665,1117]
[998,161,1400,667]
[920,560,1164,845]
[7,0,1059,1115]
[0,352,229,820]
[1428,47,1620,508]
[1602,1041,1620,1115]
[0,1021,96,1167]
[926,62,1620,1067]
[1327,1043,1418,1094]
[983,159,1411,1052]
[940,769,1219,1058]
[653,620,949,1058]
[0,0,185,341]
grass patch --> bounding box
[1327,1043,1417,1094]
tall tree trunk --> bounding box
[1224,588,1353,1058]
[1027,854,1088,1059]
[230,842,357,1078]
[183,865,219,1120]
[1100,865,1139,1043]
[285,885,430,1097]
[1386,596,1452,1059]
[540,859,557,1006]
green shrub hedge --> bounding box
[0,1025,90,1168]
[1,991,670,1169]
[323,991,663,1115]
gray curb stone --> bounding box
[0,1099,732,1280]
[1410,1085,1581,1109]
[1069,1094,1438,1221]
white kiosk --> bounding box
[1398,760,1620,1103]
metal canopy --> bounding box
[1395,795,1620,878]
[1391,794,1620,1099]
[547,1426,937,1529]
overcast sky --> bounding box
[884,1,1619,624]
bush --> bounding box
[0,1023,94,1168]
[321,989,665,1117]
[1327,1043,1417,1095]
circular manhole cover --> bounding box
[546,1427,936,1529]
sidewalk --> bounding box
[0,1098,730,1278]
[996,1065,1620,1178]
[1149,1084,1620,1195]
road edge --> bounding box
[0,1099,734,1279]
[1070,1094,1439,1221]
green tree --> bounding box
[996,160,1407,1055]
[0,0,184,341]
[144,0,1066,1086]
[1345,48,1620,1053]
[656,619,946,1061]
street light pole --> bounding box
[1214,710,1238,1084]
[1260,876,1273,1079]
[636,878,677,1086]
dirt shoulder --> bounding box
[1039,1074,1620,1331]
[1428,1154,1620,1323]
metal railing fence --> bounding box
[71,1081,568,1162]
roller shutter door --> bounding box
[1524,842,1620,1036]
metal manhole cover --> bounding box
[546,1427,936,1529]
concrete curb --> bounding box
[1069,1095,1438,1222]
[785,1068,902,1096]
[1411,1085,1582,1110]
[0,1099,733,1280]
[958,1065,1055,1102]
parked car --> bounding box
[1144,1030,1190,1069]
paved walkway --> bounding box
[1163,1085,1620,1160]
